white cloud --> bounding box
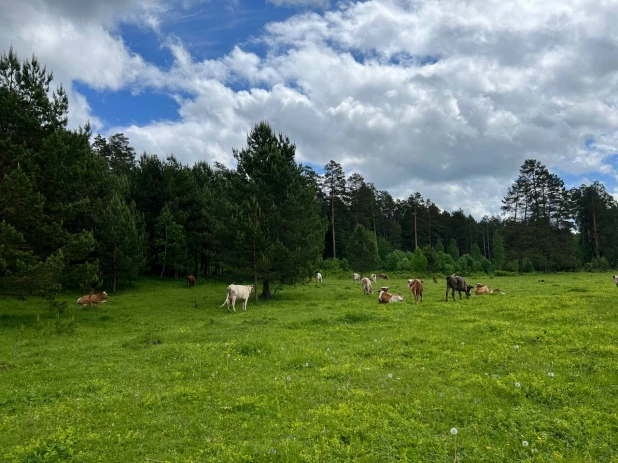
[267,0,330,8]
[2,0,618,218]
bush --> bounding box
[583,256,611,272]
[494,270,517,277]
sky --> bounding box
[2,0,618,219]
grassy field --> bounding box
[1,273,617,462]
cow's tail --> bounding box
[220,286,230,307]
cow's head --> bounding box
[247,285,254,292]
[465,285,473,296]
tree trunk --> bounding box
[262,280,271,300]
[592,208,600,259]
[331,190,336,258]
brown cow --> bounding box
[408,279,424,304]
[77,290,109,305]
[378,287,405,303]
[432,276,438,284]
[379,273,388,280]
[475,283,490,295]
[187,275,196,287]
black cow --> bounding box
[445,275,473,301]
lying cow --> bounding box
[379,273,388,280]
[187,275,195,287]
[408,279,423,304]
[353,273,361,282]
[445,274,473,301]
[613,275,618,287]
[77,290,109,305]
[316,272,323,284]
[378,287,405,303]
[475,283,490,295]
[370,274,377,283]
[361,277,374,295]
[220,284,254,313]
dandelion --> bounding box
[531,448,538,454]
[515,382,521,388]
[388,373,393,379]
[548,372,554,377]
[450,428,458,435]
[286,376,291,382]
[522,441,529,447]
[305,362,309,367]
[514,345,520,350]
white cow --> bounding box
[361,277,374,295]
[316,272,323,284]
[353,273,361,282]
[220,284,254,312]
[370,274,377,283]
[613,275,618,287]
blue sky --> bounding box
[2,0,618,218]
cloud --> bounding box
[2,0,618,219]
[267,0,330,8]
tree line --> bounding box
[1,50,617,299]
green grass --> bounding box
[1,273,617,462]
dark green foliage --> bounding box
[346,225,379,274]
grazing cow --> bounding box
[77,291,109,305]
[379,273,388,280]
[353,273,361,282]
[370,274,377,283]
[187,275,195,287]
[432,276,438,284]
[475,283,490,295]
[378,288,405,303]
[445,275,473,301]
[361,277,374,295]
[613,275,618,287]
[220,284,254,313]
[408,279,424,304]
[316,272,323,284]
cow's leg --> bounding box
[231,296,236,312]
[242,298,247,311]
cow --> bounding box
[408,279,424,304]
[370,274,377,283]
[491,288,503,293]
[353,273,361,282]
[77,290,109,305]
[432,276,438,284]
[475,283,490,295]
[220,284,254,313]
[613,275,618,287]
[378,288,405,303]
[379,273,388,280]
[187,275,195,287]
[316,272,323,284]
[445,275,473,301]
[361,277,374,295]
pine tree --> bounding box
[346,225,379,274]
[492,232,505,270]
[321,160,346,259]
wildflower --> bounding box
[514,345,520,350]
[286,376,291,382]
[305,362,309,367]
[522,441,529,447]
[388,373,393,379]
[515,382,521,388]
[450,428,458,435]
[461,342,465,346]
[270,449,277,454]
[548,372,554,377]
[531,448,538,454]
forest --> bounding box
[1,49,617,299]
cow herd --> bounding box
[76,275,618,313]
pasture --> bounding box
[1,273,617,462]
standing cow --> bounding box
[220,284,254,312]
[316,272,323,284]
[613,275,618,287]
[353,273,361,282]
[408,279,423,304]
[445,275,473,301]
[361,277,374,295]
[187,275,196,287]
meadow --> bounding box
[1,273,617,462]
